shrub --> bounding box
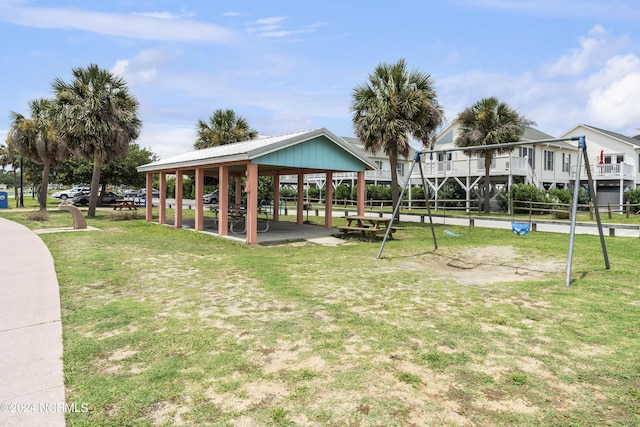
[26,210,50,221]
[511,184,544,213]
[108,212,139,221]
[438,182,465,207]
[335,184,351,200]
[547,188,572,205]
[307,186,320,200]
[624,188,640,205]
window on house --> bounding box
[375,160,383,170]
[396,162,405,177]
[437,153,452,171]
[520,147,535,168]
[562,153,571,173]
[544,150,554,171]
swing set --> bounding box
[376,136,610,287]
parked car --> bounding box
[203,190,219,204]
[51,186,89,200]
[72,191,119,206]
[136,188,160,198]
[122,189,138,199]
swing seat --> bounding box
[511,222,530,236]
[444,229,464,237]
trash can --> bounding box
[0,191,8,209]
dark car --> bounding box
[72,191,119,206]
[122,189,138,199]
[136,188,160,198]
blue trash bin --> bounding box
[0,191,8,209]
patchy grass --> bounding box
[1,209,639,426]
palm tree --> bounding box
[351,59,443,219]
[454,97,533,213]
[7,98,68,211]
[52,64,142,217]
[194,109,257,149]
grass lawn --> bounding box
[1,208,639,426]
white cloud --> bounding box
[255,17,287,25]
[136,123,197,160]
[111,49,174,84]
[436,25,640,137]
[585,54,640,129]
[541,25,622,77]
[0,3,234,43]
[246,16,323,38]
[132,8,195,20]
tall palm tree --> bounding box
[454,97,532,213]
[7,98,68,211]
[351,59,443,219]
[52,64,141,217]
[194,109,257,149]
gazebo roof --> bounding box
[138,128,377,173]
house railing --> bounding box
[411,155,532,178]
[570,163,635,180]
[280,168,394,185]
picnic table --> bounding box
[208,204,269,234]
[113,199,138,210]
[338,215,396,241]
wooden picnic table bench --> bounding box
[113,199,138,210]
[338,215,396,241]
[207,204,269,234]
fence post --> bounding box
[608,203,612,219]
[589,202,594,220]
[626,202,630,218]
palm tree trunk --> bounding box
[389,151,400,221]
[40,159,51,211]
[88,151,103,217]
[484,152,492,213]
[12,169,18,208]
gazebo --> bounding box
[136,128,377,244]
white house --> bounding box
[559,124,640,207]
[278,122,640,211]
[418,119,577,207]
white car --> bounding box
[51,187,89,200]
[203,190,219,204]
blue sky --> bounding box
[1,0,639,159]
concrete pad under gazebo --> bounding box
[136,128,377,244]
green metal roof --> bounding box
[253,134,367,171]
[137,128,376,172]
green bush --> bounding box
[307,186,320,200]
[335,184,351,200]
[279,187,296,199]
[547,188,572,204]
[624,188,640,205]
[437,182,466,207]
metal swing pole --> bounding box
[377,151,437,259]
[565,136,610,286]
[418,156,438,250]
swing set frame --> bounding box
[375,136,610,287]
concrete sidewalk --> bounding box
[0,217,65,427]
